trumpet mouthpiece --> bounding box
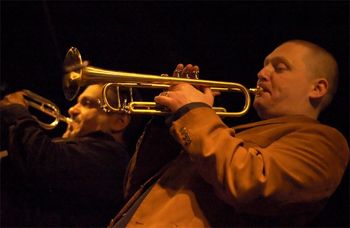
[249,87,263,96]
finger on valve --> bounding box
[173,63,184,77]
[191,65,200,79]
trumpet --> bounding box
[23,90,72,130]
[63,47,261,117]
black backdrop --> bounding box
[1,1,349,226]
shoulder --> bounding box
[285,121,349,165]
[279,118,348,148]
[300,121,347,142]
[237,116,349,152]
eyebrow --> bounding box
[77,95,96,103]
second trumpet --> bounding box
[23,90,72,130]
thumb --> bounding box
[202,87,215,106]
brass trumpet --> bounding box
[23,90,72,130]
[63,47,260,117]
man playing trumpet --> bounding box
[0,84,145,227]
[109,39,349,227]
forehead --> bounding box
[78,85,103,100]
[265,42,310,65]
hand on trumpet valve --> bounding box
[154,63,216,113]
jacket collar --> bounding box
[233,115,319,132]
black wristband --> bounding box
[165,102,211,127]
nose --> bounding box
[257,64,272,83]
[68,103,80,118]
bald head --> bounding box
[283,40,339,110]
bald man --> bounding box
[110,40,349,227]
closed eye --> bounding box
[79,97,100,109]
[264,56,291,73]
[274,62,289,72]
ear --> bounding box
[110,113,131,133]
[309,78,328,99]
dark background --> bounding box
[1,1,349,226]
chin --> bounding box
[253,103,270,120]
[257,112,272,120]
[253,100,263,112]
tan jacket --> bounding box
[120,107,349,227]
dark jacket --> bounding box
[1,104,130,227]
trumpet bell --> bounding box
[63,47,85,101]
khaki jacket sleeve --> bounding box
[169,107,349,214]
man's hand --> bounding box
[154,64,217,113]
[0,91,28,108]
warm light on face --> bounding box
[253,42,316,119]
